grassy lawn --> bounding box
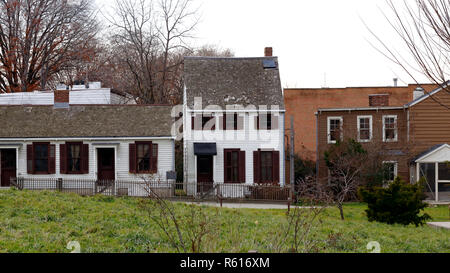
[0,189,449,253]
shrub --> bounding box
[359,177,431,226]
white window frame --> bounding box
[383,161,398,183]
[327,116,343,144]
[357,115,373,142]
[383,115,398,142]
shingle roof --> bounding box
[183,57,284,110]
[0,105,174,138]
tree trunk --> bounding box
[338,203,345,220]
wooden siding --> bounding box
[316,109,411,181]
[410,90,450,156]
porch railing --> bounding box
[10,177,292,203]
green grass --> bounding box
[0,189,449,253]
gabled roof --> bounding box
[0,105,174,138]
[183,56,284,110]
[413,144,450,163]
[405,81,450,107]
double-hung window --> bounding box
[357,116,372,142]
[327,117,343,144]
[383,115,398,142]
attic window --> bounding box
[263,59,277,69]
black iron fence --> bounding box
[10,177,292,203]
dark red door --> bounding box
[1,149,16,187]
[197,155,213,192]
[97,148,115,181]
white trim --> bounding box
[327,116,343,144]
[415,144,450,163]
[382,115,398,142]
[357,115,373,142]
[318,106,404,112]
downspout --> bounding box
[315,111,320,184]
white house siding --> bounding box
[0,89,119,105]
[15,138,175,183]
[69,89,111,104]
[0,92,54,105]
[184,112,285,186]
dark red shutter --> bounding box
[239,151,246,183]
[151,143,158,173]
[272,114,279,130]
[81,144,89,174]
[27,144,33,174]
[253,151,260,184]
[129,143,137,173]
[48,144,56,174]
[255,115,260,130]
[224,150,228,183]
[219,114,224,130]
[273,151,280,183]
[223,114,227,130]
[191,116,195,130]
[60,144,67,174]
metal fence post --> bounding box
[57,178,63,192]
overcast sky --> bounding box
[95,0,429,88]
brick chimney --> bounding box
[264,47,273,57]
[369,94,390,107]
[54,90,69,108]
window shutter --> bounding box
[253,151,260,184]
[60,144,67,174]
[255,115,260,130]
[224,150,228,183]
[27,144,33,174]
[223,114,227,130]
[129,143,137,173]
[48,144,56,174]
[273,151,280,183]
[239,151,246,183]
[271,114,279,130]
[81,144,89,174]
[151,143,158,173]
[191,116,195,130]
[219,114,224,130]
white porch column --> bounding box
[435,162,439,202]
[416,163,420,183]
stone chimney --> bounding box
[413,87,425,100]
[369,94,390,107]
[54,90,69,108]
[264,47,273,57]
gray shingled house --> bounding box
[183,49,286,194]
[0,98,175,192]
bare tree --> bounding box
[369,0,450,108]
[0,0,99,93]
[268,176,331,253]
[103,0,198,104]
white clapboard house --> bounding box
[182,49,286,195]
[0,90,175,196]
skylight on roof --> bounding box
[263,59,277,69]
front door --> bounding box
[197,155,214,192]
[97,148,115,181]
[1,149,16,187]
